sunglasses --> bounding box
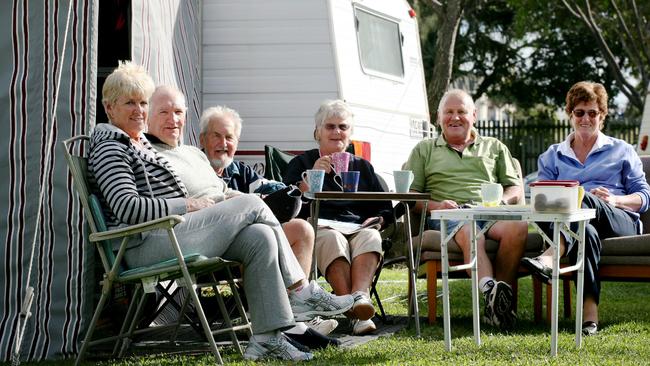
[324,123,351,131]
[572,109,599,118]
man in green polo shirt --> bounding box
[405,89,528,330]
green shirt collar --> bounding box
[435,128,483,147]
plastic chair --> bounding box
[62,135,251,365]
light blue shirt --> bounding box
[537,132,650,223]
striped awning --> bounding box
[0,0,98,361]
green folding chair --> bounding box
[62,135,251,365]
[263,145,296,181]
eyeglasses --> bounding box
[324,123,350,131]
[572,109,600,118]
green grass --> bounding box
[18,266,650,365]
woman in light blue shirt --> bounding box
[522,81,650,336]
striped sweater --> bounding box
[88,123,188,228]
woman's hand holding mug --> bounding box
[313,156,333,173]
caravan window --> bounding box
[355,7,404,79]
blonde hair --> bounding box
[101,61,155,108]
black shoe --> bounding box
[284,328,341,350]
[582,321,598,336]
[521,257,552,284]
[281,333,311,352]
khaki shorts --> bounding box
[315,227,383,274]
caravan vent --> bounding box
[410,118,435,139]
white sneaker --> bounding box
[306,316,339,336]
[351,291,375,321]
[290,280,354,321]
[244,334,313,361]
[352,319,376,335]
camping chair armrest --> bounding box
[88,215,185,242]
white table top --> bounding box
[430,207,596,222]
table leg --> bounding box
[403,206,421,337]
[550,222,561,356]
[441,219,452,351]
[309,200,320,281]
[414,200,427,269]
[575,220,586,348]
[470,220,481,346]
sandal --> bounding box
[521,257,552,284]
[582,321,598,336]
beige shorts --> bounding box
[315,227,383,274]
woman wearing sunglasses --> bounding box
[283,99,393,335]
[522,81,650,336]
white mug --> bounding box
[301,169,325,193]
[393,170,414,193]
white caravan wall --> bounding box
[202,0,338,154]
[201,0,430,180]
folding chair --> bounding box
[264,145,297,181]
[62,135,251,365]
[263,144,398,321]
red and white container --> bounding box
[529,180,581,213]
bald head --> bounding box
[148,85,187,147]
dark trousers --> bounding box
[539,191,638,304]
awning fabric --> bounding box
[0,0,98,361]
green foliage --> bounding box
[415,0,648,116]
[455,0,619,110]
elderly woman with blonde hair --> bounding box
[283,99,393,335]
[88,63,353,361]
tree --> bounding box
[411,0,467,118]
[414,0,648,116]
[453,1,620,112]
[560,0,649,111]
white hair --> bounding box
[199,105,242,137]
[437,89,476,116]
[313,99,354,140]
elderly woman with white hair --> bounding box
[284,99,394,335]
[88,64,353,361]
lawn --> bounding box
[19,266,650,365]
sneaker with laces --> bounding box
[244,334,314,361]
[352,318,376,335]
[483,280,516,329]
[482,280,498,326]
[351,291,375,321]
[290,280,354,321]
[306,316,339,336]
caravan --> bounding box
[201,0,432,183]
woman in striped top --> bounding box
[87,62,353,361]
